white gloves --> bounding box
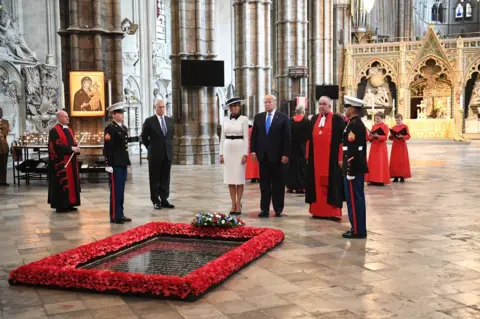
[105,166,113,173]
[346,175,355,180]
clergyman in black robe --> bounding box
[286,106,309,193]
[47,112,81,213]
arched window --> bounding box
[439,4,444,23]
[156,0,166,43]
[432,5,438,22]
[465,2,472,19]
[455,2,464,20]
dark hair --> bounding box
[375,112,384,119]
[395,113,403,120]
[81,77,92,87]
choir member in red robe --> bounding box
[389,113,411,183]
[47,110,81,213]
[365,112,390,185]
[286,106,309,193]
[305,96,345,219]
[245,124,260,183]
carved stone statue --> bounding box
[374,87,390,106]
[469,80,480,107]
[363,88,375,106]
[468,79,480,119]
[0,7,37,62]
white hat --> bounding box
[344,96,364,107]
[107,102,125,113]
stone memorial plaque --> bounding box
[82,236,245,277]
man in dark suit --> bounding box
[141,100,175,210]
[251,95,291,217]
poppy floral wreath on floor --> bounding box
[192,212,245,227]
[8,222,284,299]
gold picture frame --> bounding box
[69,71,105,117]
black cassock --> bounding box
[47,124,81,210]
[286,115,310,190]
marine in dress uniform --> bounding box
[342,96,369,239]
[104,103,132,224]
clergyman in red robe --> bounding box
[389,113,411,183]
[305,96,345,219]
[47,110,81,213]
[245,125,259,182]
[365,112,390,185]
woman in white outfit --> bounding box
[219,97,249,215]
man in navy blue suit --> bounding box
[251,95,291,217]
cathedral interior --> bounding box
[0,0,480,318]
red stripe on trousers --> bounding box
[349,180,358,234]
[110,173,115,220]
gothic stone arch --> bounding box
[0,61,25,138]
[355,59,398,87]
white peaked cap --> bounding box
[344,96,365,107]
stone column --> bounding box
[333,0,351,108]
[397,0,413,41]
[308,0,334,111]
[276,0,308,104]
[58,0,124,135]
[233,0,272,119]
[171,0,218,165]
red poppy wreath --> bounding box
[9,222,284,300]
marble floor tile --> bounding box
[1,141,480,318]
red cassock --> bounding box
[389,124,412,179]
[245,127,260,180]
[309,113,342,218]
[365,123,390,184]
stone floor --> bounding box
[0,140,480,319]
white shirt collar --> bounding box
[266,109,276,120]
[57,122,68,129]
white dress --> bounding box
[219,115,249,185]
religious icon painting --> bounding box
[69,71,105,117]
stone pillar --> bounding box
[276,0,308,104]
[58,0,124,135]
[333,1,351,108]
[171,0,219,165]
[308,0,334,111]
[233,0,272,119]
[397,0,413,41]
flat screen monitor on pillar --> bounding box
[316,85,339,100]
[181,60,225,87]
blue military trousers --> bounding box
[109,166,127,222]
[343,175,367,236]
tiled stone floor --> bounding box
[1,140,480,319]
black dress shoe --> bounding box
[55,208,69,213]
[250,179,257,183]
[400,178,405,183]
[342,232,367,239]
[111,219,125,224]
[286,189,294,194]
[343,230,353,236]
[153,203,162,210]
[258,211,269,218]
[68,207,78,212]
[122,216,132,222]
[275,211,283,217]
[392,178,399,183]
[161,201,175,209]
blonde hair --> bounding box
[264,94,277,103]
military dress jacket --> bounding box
[342,116,368,176]
[103,122,131,167]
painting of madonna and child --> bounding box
[69,71,105,117]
